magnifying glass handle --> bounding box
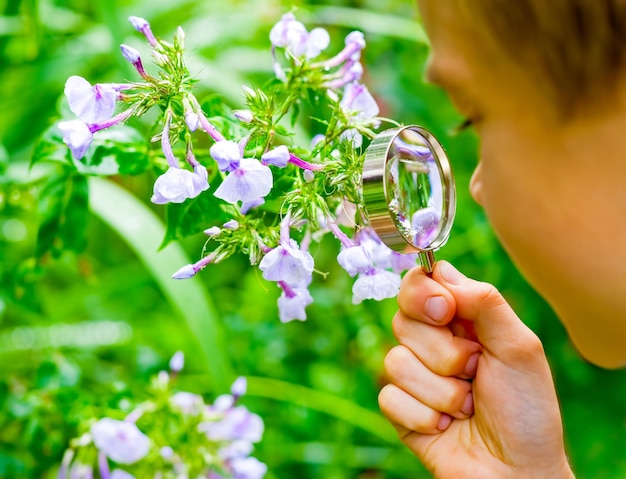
[419,251,436,276]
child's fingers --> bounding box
[433,261,545,365]
[398,267,456,325]
[378,383,452,436]
[392,311,482,378]
[384,345,474,419]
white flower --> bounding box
[90,418,150,464]
[277,287,313,323]
[269,13,330,59]
[58,120,93,160]
[214,159,273,204]
[259,239,314,286]
[337,245,372,277]
[352,269,402,304]
[64,76,117,124]
[151,167,209,204]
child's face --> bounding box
[418,0,626,368]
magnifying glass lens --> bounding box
[363,126,456,273]
[387,132,442,248]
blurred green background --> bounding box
[1,0,626,477]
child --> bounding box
[378,1,626,478]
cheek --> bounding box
[474,142,552,262]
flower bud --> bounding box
[120,44,141,64]
[169,351,184,372]
[233,109,254,124]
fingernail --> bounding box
[461,391,474,416]
[439,261,466,285]
[437,413,452,431]
[464,352,480,377]
[424,296,448,323]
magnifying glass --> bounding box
[362,125,456,274]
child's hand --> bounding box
[379,261,575,479]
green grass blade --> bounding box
[88,177,234,391]
[247,376,398,444]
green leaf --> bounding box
[115,149,150,175]
[31,125,72,168]
[77,125,149,176]
[35,175,67,259]
[35,173,90,259]
[59,175,89,253]
[161,188,231,248]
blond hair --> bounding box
[462,1,626,111]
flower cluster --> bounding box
[59,353,266,479]
[56,13,416,322]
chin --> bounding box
[568,333,626,370]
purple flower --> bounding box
[128,16,149,31]
[219,440,253,460]
[357,228,394,270]
[324,61,364,90]
[261,145,290,168]
[204,226,222,237]
[231,377,247,398]
[303,170,315,183]
[202,406,264,443]
[335,200,357,227]
[223,219,240,230]
[277,284,313,323]
[151,167,209,204]
[120,44,140,64]
[352,269,402,304]
[241,197,265,215]
[58,120,93,160]
[234,110,254,123]
[160,446,174,459]
[411,206,441,249]
[90,418,150,465]
[341,81,380,121]
[230,456,268,479]
[259,240,314,286]
[210,394,235,412]
[171,392,203,415]
[214,159,273,204]
[340,81,380,147]
[169,350,184,372]
[110,470,135,479]
[171,263,196,279]
[69,463,93,479]
[390,252,418,274]
[269,13,330,59]
[120,44,150,80]
[301,27,331,59]
[58,109,133,160]
[321,31,366,69]
[185,110,199,131]
[210,140,242,172]
[337,245,371,277]
[58,109,132,159]
[128,16,158,47]
[172,253,216,280]
[152,113,209,204]
[64,76,116,123]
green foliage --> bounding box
[2,1,626,479]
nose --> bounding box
[469,163,484,206]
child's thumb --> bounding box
[434,261,544,363]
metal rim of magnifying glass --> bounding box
[362,125,456,256]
